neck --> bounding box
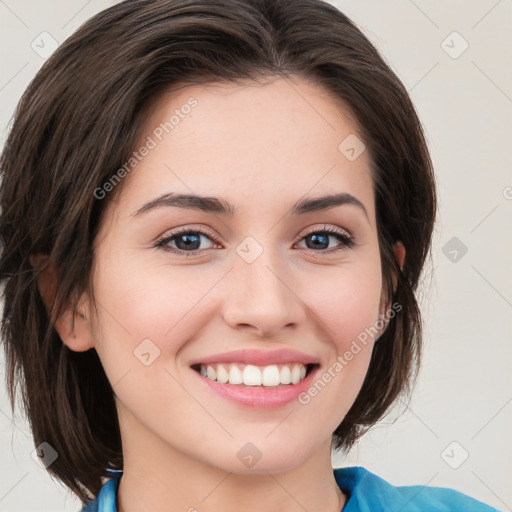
[116,408,346,512]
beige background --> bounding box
[1,1,511,511]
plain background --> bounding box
[0,1,511,511]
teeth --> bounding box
[216,364,229,384]
[243,365,261,386]
[262,365,280,387]
[280,366,291,384]
[291,365,301,384]
[199,363,310,387]
[228,365,243,385]
[206,366,216,380]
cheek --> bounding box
[91,242,384,357]
[88,259,204,425]
[302,263,384,350]
[292,268,383,429]
[90,252,219,363]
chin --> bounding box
[198,437,317,476]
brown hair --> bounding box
[0,0,436,503]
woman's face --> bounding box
[83,76,391,474]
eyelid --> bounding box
[154,224,220,244]
[294,224,355,253]
[154,223,355,255]
[300,224,352,239]
[155,224,353,243]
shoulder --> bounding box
[80,470,122,512]
[334,466,501,512]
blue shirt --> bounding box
[81,466,501,511]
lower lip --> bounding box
[191,365,320,409]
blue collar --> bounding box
[82,466,498,511]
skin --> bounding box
[38,75,405,512]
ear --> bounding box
[29,254,95,352]
[388,240,406,298]
[388,240,405,301]
[377,241,406,335]
[393,241,406,272]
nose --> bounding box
[221,247,305,338]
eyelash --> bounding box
[154,225,355,257]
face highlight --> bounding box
[81,76,390,476]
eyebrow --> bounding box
[131,192,369,222]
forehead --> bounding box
[108,76,375,224]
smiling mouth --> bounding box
[191,362,319,387]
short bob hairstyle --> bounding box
[0,0,436,504]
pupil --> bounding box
[177,233,200,250]
[174,233,331,251]
[308,233,328,250]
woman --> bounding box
[0,0,500,510]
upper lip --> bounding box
[189,349,320,367]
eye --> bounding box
[154,227,219,256]
[295,225,355,253]
[154,224,355,256]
